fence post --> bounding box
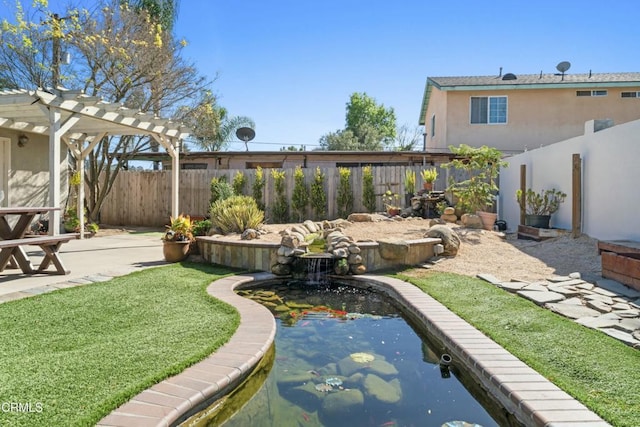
[519,164,526,226]
[572,154,582,238]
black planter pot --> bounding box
[405,193,413,208]
[525,214,551,229]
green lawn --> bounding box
[2,264,637,427]
[398,270,640,427]
[0,263,239,427]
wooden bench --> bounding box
[0,234,79,275]
[598,240,640,291]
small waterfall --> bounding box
[294,253,333,284]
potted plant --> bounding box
[404,169,416,206]
[162,214,194,262]
[443,144,508,230]
[383,190,401,216]
[420,168,438,191]
[516,188,567,229]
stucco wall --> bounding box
[425,86,640,153]
[0,129,69,210]
[424,86,448,150]
[499,119,640,241]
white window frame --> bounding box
[470,96,507,125]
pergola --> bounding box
[0,88,189,236]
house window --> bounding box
[470,96,507,124]
[621,91,640,98]
[431,114,436,137]
[181,163,207,170]
[577,90,608,97]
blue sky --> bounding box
[175,0,639,151]
[3,1,639,151]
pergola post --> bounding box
[48,107,62,235]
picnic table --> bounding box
[0,207,78,275]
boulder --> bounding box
[271,263,291,276]
[240,228,259,240]
[348,244,361,254]
[281,235,300,249]
[303,220,318,233]
[368,359,399,376]
[347,213,375,222]
[320,389,364,417]
[440,214,458,223]
[347,254,362,265]
[332,248,348,258]
[363,374,402,404]
[292,225,309,236]
[443,206,455,215]
[350,264,367,275]
[425,225,461,256]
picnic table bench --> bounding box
[0,234,79,275]
[0,206,79,276]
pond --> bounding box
[191,280,515,427]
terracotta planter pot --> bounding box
[163,240,190,262]
[422,182,433,191]
[476,211,498,231]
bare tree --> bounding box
[392,124,424,151]
[0,0,209,222]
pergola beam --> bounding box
[0,88,190,235]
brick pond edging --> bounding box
[99,273,610,427]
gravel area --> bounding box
[257,216,602,283]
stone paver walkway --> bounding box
[476,272,640,348]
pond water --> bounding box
[200,280,506,427]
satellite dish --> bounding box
[556,61,571,80]
[235,127,255,151]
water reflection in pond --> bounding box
[217,281,500,427]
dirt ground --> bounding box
[100,217,602,283]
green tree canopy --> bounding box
[318,92,397,151]
[346,92,396,146]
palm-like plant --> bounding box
[176,90,255,151]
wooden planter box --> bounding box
[598,240,640,291]
[517,224,568,241]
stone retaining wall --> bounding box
[197,236,440,273]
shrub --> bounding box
[291,165,309,222]
[209,196,264,234]
[192,219,212,236]
[252,166,265,211]
[310,167,327,220]
[232,171,246,196]
[210,176,234,206]
[404,169,416,194]
[337,167,353,218]
[362,165,376,213]
[516,188,567,215]
[443,144,508,214]
[270,169,289,223]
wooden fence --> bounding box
[99,166,450,227]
